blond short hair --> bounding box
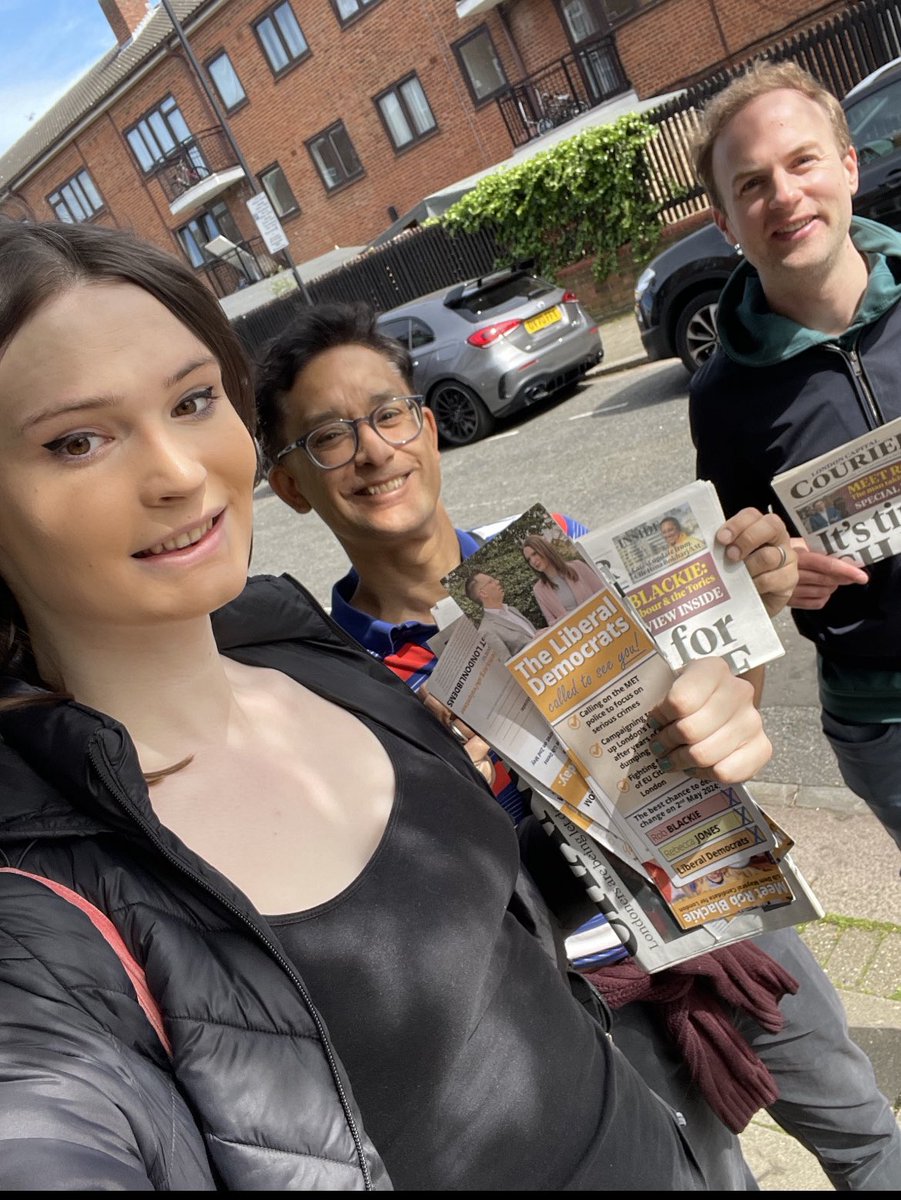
[691,59,851,211]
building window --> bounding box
[331,0,381,24]
[254,2,309,76]
[207,51,246,111]
[598,0,654,25]
[375,74,437,150]
[260,163,299,217]
[453,26,508,105]
[176,201,243,269]
[307,122,363,191]
[558,0,606,42]
[47,169,105,223]
[126,95,196,173]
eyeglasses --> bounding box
[274,395,425,470]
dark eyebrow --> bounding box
[164,356,218,388]
[19,357,219,435]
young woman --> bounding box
[0,223,882,1191]
[521,532,605,624]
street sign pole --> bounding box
[159,0,312,303]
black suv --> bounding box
[634,57,901,373]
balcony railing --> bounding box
[155,127,244,208]
[497,38,630,149]
[197,233,288,300]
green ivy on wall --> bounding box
[440,114,663,288]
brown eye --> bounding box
[64,436,93,457]
[173,386,214,417]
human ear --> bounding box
[712,208,738,248]
[268,463,313,515]
[843,144,859,197]
[421,403,440,452]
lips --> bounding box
[772,216,816,239]
[134,512,220,558]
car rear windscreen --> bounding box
[452,274,556,321]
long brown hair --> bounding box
[0,221,256,708]
[521,534,580,591]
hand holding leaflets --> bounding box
[427,495,821,971]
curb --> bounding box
[586,352,648,378]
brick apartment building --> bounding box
[0,0,846,302]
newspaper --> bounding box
[533,799,823,973]
[432,503,817,949]
[771,414,901,567]
[577,479,784,675]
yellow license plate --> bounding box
[524,305,562,334]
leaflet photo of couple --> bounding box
[447,507,607,659]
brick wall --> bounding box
[617,0,845,96]
[8,0,573,276]
[557,208,714,319]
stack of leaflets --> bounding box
[427,489,821,973]
[772,413,901,566]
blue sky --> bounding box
[0,0,118,156]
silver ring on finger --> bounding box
[776,544,788,569]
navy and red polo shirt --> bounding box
[329,515,588,823]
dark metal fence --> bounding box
[230,223,502,355]
[644,0,901,223]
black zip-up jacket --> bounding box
[689,248,901,670]
[0,574,636,1191]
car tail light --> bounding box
[561,290,578,303]
[467,318,521,347]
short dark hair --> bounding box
[254,301,414,467]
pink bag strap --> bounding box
[0,866,172,1057]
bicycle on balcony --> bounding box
[538,91,590,129]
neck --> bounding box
[35,617,240,774]
[342,505,462,624]
[764,239,869,333]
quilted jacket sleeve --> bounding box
[0,875,215,1191]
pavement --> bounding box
[590,309,901,1190]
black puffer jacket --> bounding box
[689,234,901,670]
[0,574,526,1191]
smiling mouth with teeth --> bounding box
[359,475,408,497]
[134,515,217,558]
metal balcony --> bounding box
[155,128,246,216]
[497,38,630,149]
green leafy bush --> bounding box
[440,114,662,287]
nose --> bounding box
[353,418,395,466]
[769,167,800,207]
[137,427,208,504]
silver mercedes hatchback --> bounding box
[376,266,603,446]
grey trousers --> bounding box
[611,926,901,1190]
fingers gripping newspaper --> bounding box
[771,413,901,565]
[428,499,821,972]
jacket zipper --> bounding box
[87,741,375,1192]
[825,340,885,427]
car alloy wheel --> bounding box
[675,289,722,374]
[430,381,496,447]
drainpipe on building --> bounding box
[158,0,312,303]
